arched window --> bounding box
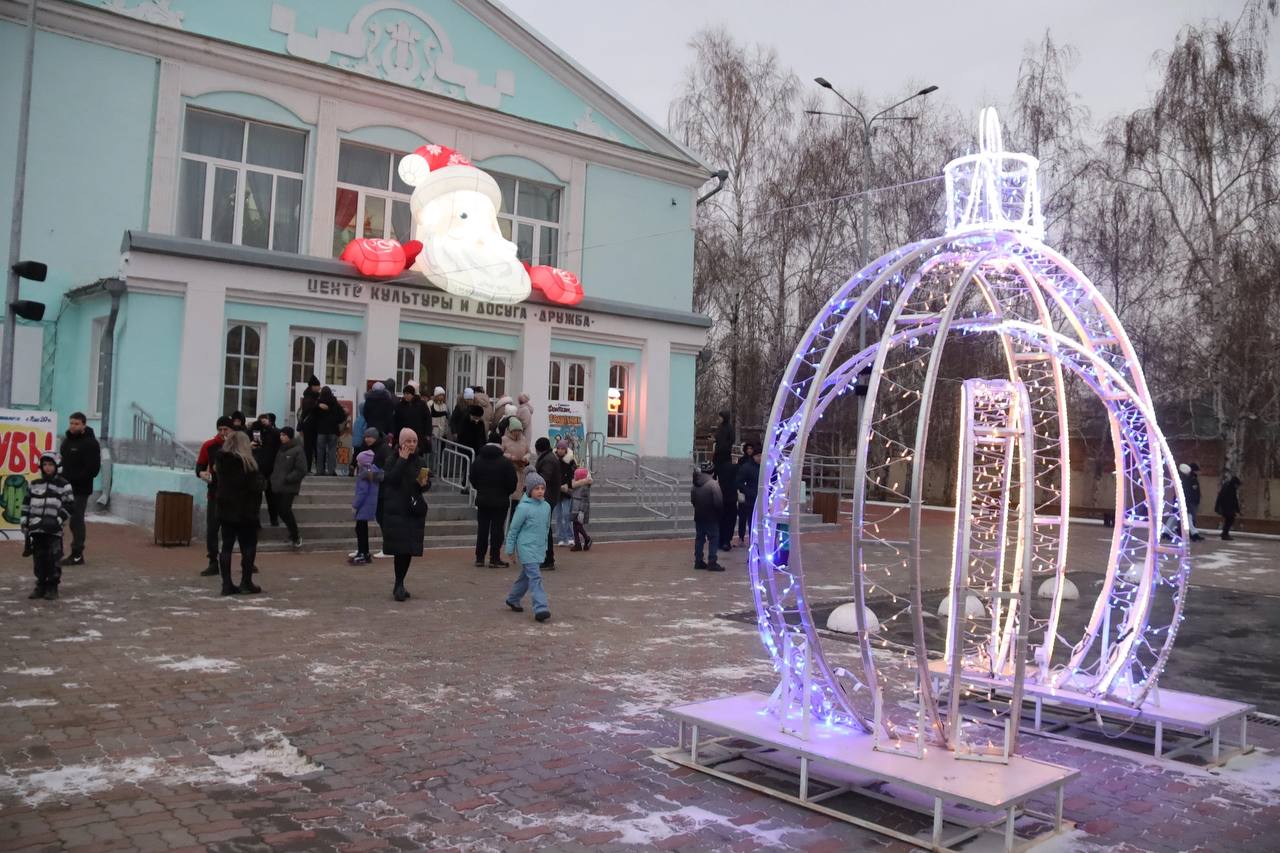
[223,324,262,415]
[325,338,349,386]
[607,363,631,439]
[485,355,507,399]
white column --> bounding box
[638,338,671,457]
[309,97,340,256]
[362,299,400,386]
[175,280,227,443]
[519,322,551,437]
[146,60,183,232]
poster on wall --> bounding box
[546,402,587,452]
[0,409,58,534]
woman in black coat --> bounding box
[469,442,517,568]
[382,427,430,601]
[214,430,264,596]
[1215,475,1242,541]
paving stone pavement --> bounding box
[1,519,1278,852]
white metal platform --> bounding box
[927,660,1255,765]
[659,692,1078,852]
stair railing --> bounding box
[431,435,475,501]
[130,403,198,469]
[585,431,680,526]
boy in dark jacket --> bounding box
[22,451,74,600]
[59,412,101,565]
[691,462,724,571]
[470,442,518,567]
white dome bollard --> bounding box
[1036,576,1079,600]
[937,593,985,619]
[826,602,880,634]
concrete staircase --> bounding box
[257,474,831,553]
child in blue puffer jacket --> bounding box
[350,449,382,564]
[503,471,553,622]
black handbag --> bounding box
[406,486,429,518]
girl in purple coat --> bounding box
[349,449,383,564]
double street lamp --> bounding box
[806,78,938,358]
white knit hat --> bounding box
[398,144,501,213]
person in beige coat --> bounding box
[516,393,534,439]
[472,388,495,430]
[501,419,531,520]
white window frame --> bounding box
[333,140,414,257]
[178,108,306,252]
[494,173,563,267]
[224,322,265,416]
[88,316,110,417]
[396,343,419,393]
[607,362,633,440]
[482,352,509,399]
[549,356,589,403]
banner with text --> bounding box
[546,402,587,453]
[0,409,58,532]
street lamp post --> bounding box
[808,80,938,357]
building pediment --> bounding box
[74,0,705,167]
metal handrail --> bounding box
[130,402,197,469]
[431,435,475,501]
[584,433,681,526]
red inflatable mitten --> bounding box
[340,238,422,278]
[528,265,585,305]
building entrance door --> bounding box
[289,331,357,420]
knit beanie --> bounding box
[507,418,524,433]
[433,386,445,397]
[555,439,569,450]
[463,388,475,400]
[356,449,375,466]
[525,471,546,493]
[364,426,381,440]
[574,467,588,480]
[216,415,233,429]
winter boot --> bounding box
[43,586,59,600]
[707,562,725,572]
[393,585,408,602]
[535,611,551,623]
[200,557,219,577]
[239,569,262,595]
[28,585,44,599]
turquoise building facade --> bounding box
[0,0,710,518]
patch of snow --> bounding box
[4,666,61,676]
[93,703,119,709]
[94,615,127,623]
[207,736,320,783]
[0,698,58,708]
[52,630,103,643]
[1207,748,1280,803]
[85,513,134,526]
[230,605,312,618]
[581,720,653,737]
[148,655,240,673]
[503,798,797,847]
[61,683,83,689]
[11,635,30,640]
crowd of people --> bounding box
[16,404,1251,608]
[182,379,593,620]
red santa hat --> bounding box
[397,144,501,213]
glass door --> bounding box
[479,351,510,400]
[290,331,357,420]
[447,346,476,402]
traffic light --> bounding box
[8,260,47,321]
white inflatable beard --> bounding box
[410,189,531,304]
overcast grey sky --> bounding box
[502,0,1277,135]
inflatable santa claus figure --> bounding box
[340,144,584,306]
